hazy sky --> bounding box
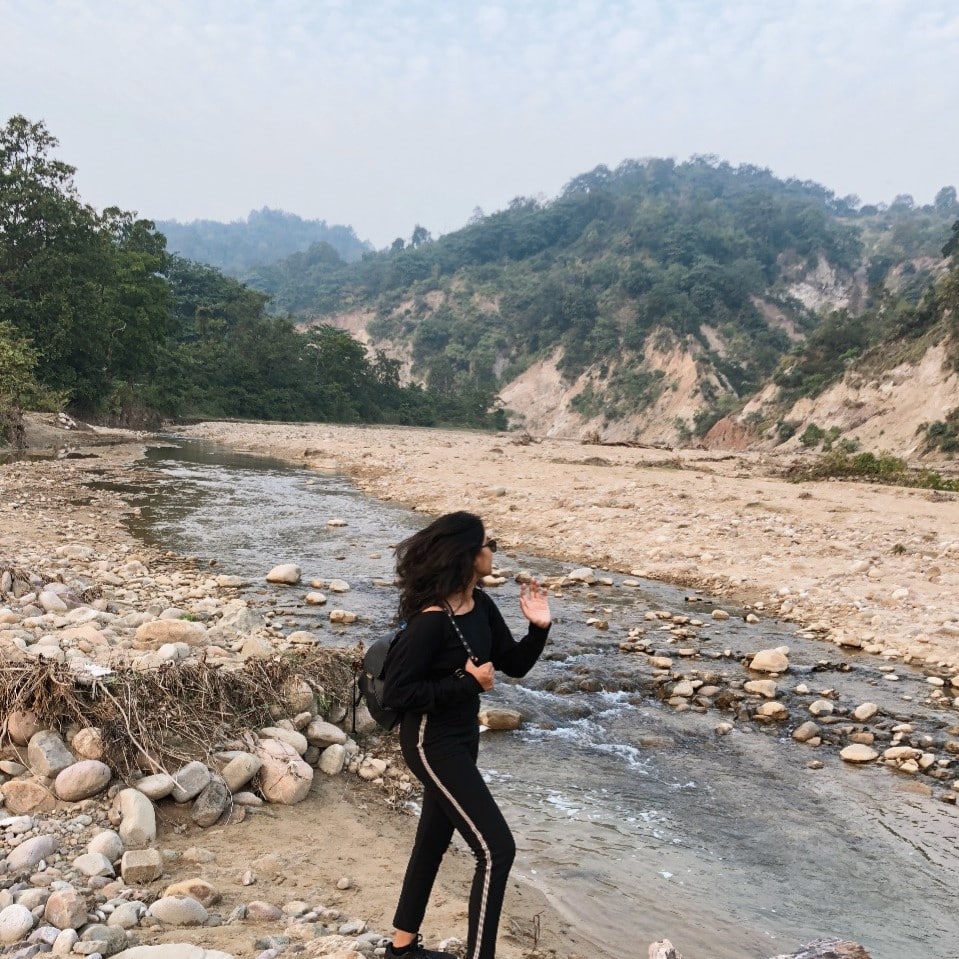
[3,0,957,248]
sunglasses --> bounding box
[483,539,498,553]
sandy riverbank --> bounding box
[177,421,959,676]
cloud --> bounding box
[1,0,957,246]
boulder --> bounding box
[43,888,88,930]
[72,851,115,877]
[8,710,43,745]
[749,647,790,674]
[27,730,75,778]
[478,708,523,731]
[254,739,313,804]
[88,829,124,862]
[71,727,104,760]
[0,778,56,814]
[170,761,212,803]
[134,620,207,647]
[306,719,347,748]
[265,564,301,585]
[146,896,208,926]
[5,833,59,872]
[318,744,346,776]
[120,848,163,884]
[162,879,220,908]
[840,744,879,764]
[55,759,113,801]
[0,903,35,945]
[220,753,262,793]
[135,773,176,801]
[191,777,231,827]
[116,788,157,849]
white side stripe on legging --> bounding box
[417,714,491,959]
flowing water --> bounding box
[100,440,959,959]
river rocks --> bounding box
[318,744,346,776]
[254,739,313,804]
[147,896,208,926]
[88,829,124,862]
[305,592,327,605]
[754,702,788,721]
[72,851,115,877]
[305,719,347,748]
[71,727,105,760]
[192,777,231,827]
[170,761,212,803]
[478,708,523,730]
[792,721,821,744]
[328,579,350,593]
[220,753,262,792]
[113,947,235,959]
[134,619,207,647]
[266,565,301,585]
[853,702,879,722]
[135,773,176,801]
[8,709,42,745]
[245,900,284,921]
[120,848,163,884]
[744,680,778,698]
[0,904,35,944]
[162,879,221,908]
[0,777,57,814]
[329,609,357,624]
[749,647,790,673]
[5,833,59,872]
[808,699,834,717]
[55,759,112,801]
[27,730,75,777]
[259,726,308,755]
[43,888,88,930]
[710,609,730,620]
[115,789,156,848]
[840,744,879,764]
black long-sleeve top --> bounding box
[382,588,549,728]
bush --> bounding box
[799,423,825,447]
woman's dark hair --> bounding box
[395,511,485,620]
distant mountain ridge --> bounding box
[155,207,371,275]
[236,157,958,451]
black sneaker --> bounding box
[384,934,458,959]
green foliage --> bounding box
[923,408,959,454]
[799,423,825,447]
[792,448,959,491]
[0,114,501,432]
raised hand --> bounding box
[519,579,551,628]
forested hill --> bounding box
[244,158,959,446]
[155,208,371,275]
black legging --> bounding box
[394,713,516,959]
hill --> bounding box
[154,207,371,275]
[243,158,959,450]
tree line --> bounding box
[0,115,504,445]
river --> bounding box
[103,439,959,959]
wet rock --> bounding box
[749,647,789,674]
[755,702,788,721]
[328,579,350,593]
[853,702,879,722]
[265,565,301,585]
[478,708,523,730]
[792,721,821,743]
[840,744,879,764]
[744,680,778,698]
[304,592,327,605]
[329,609,357,624]
[711,609,730,620]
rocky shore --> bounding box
[5,416,954,958]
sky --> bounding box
[3,0,958,249]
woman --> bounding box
[382,511,552,959]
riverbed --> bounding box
[101,438,959,959]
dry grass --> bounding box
[0,649,358,779]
